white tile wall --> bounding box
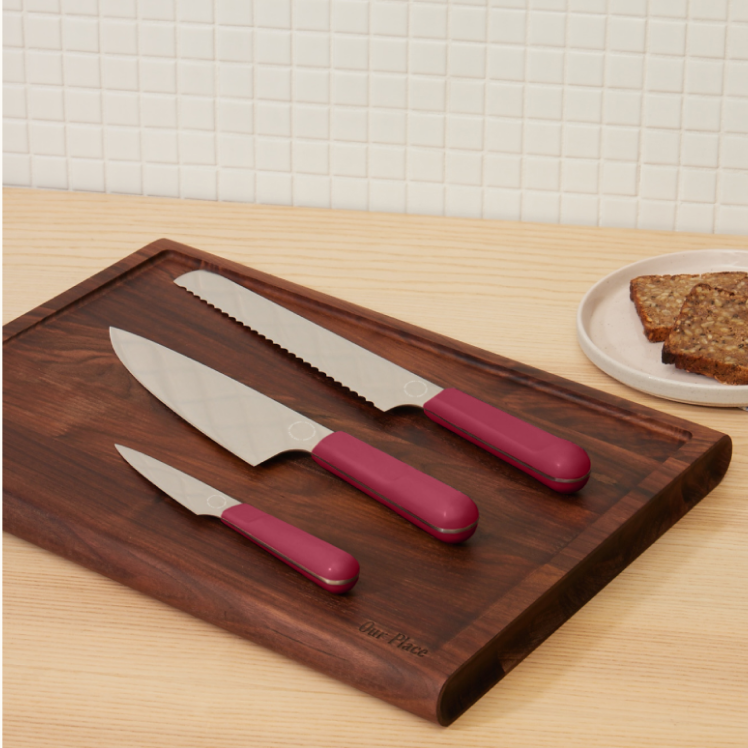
[3,0,748,234]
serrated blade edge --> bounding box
[174,270,443,411]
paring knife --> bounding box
[109,328,479,543]
[175,270,592,493]
[115,445,360,593]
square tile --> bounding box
[521,190,560,224]
[566,51,605,86]
[144,163,180,196]
[679,167,717,203]
[179,60,215,96]
[600,160,638,195]
[293,174,331,208]
[333,34,368,69]
[331,176,368,210]
[681,131,720,167]
[526,48,564,83]
[218,133,254,169]
[369,108,405,144]
[640,164,678,199]
[293,0,328,32]
[256,29,292,65]
[368,144,404,180]
[63,17,100,52]
[446,115,483,150]
[524,120,561,155]
[332,0,368,34]
[528,10,566,47]
[642,128,681,164]
[409,77,447,112]
[371,1,407,37]
[411,3,448,39]
[607,53,645,89]
[647,19,686,55]
[685,58,724,95]
[369,179,406,214]
[256,171,293,205]
[407,113,444,147]
[451,6,487,42]
[293,104,330,139]
[563,158,599,193]
[563,123,601,158]
[449,43,487,78]
[256,66,292,101]
[142,128,179,162]
[638,199,676,230]
[485,117,522,153]
[445,184,484,218]
[407,147,444,182]
[675,202,714,232]
[410,40,448,76]
[523,155,560,190]
[687,22,726,58]
[488,9,527,44]
[32,155,69,189]
[255,101,291,136]
[64,53,102,87]
[486,81,524,118]
[484,153,521,188]
[446,150,482,185]
[255,137,291,171]
[370,38,407,72]
[568,14,607,50]
[487,46,525,81]
[70,159,105,192]
[217,0,253,26]
[294,140,329,174]
[448,78,485,115]
[524,84,562,119]
[333,71,368,106]
[560,193,600,226]
[331,107,367,141]
[370,73,407,108]
[482,187,520,220]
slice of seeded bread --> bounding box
[661,283,748,386]
[630,271,748,342]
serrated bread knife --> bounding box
[175,271,591,493]
[110,328,478,543]
[115,445,359,593]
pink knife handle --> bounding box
[220,503,359,594]
[423,388,591,493]
[311,432,479,543]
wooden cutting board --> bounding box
[2,238,731,725]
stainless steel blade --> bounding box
[115,444,240,517]
[110,328,332,465]
[174,270,444,411]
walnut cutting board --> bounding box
[3,239,732,725]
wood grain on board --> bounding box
[3,237,731,724]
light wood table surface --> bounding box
[4,187,748,747]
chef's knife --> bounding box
[115,445,359,593]
[110,328,478,543]
[174,271,591,493]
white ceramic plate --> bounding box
[577,249,748,408]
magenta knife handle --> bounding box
[311,432,479,543]
[423,388,591,493]
[220,503,359,594]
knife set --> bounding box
[112,271,591,594]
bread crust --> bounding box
[661,283,748,386]
[630,271,748,343]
